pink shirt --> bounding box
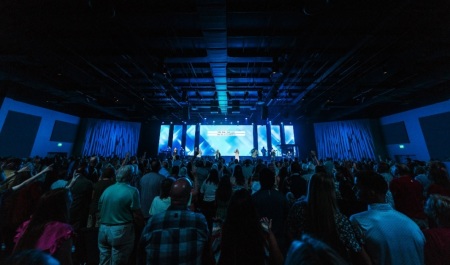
[15,220,74,255]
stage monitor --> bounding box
[199,125,254,156]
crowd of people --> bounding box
[0,153,449,265]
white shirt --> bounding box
[350,203,425,265]
[149,196,171,216]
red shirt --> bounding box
[390,175,426,220]
[427,184,450,197]
[423,228,450,265]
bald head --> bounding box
[170,178,193,205]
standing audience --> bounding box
[423,194,450,265]
[287,172,371,264]
[389,163,428,229]
[253,168,289,254]
[284,234,349,265]
[138,178,210,265]
[200,168,219,230]
[148,177,174,216]
[5,154,450,265]
[139,160,166,221]
[98,165,144,265]
[350,170,425,265]
[13,188,74,265]
[218,189,283,265]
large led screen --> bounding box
[284,125,296,156]
[185,125,196,156]
[284,125,295,144]
[172,125,183,151]
[158,125,170,152]
[271,125,281,155]
[257,125,268,154]
[199,125,254,156]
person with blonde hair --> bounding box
[234,149,240,162]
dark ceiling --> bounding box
[1,0,450,124]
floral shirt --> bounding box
[287,199,363,253]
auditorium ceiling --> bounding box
[1,0,450,123]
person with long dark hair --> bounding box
[423,194,450,265]
[200,168,220,230]
[14,188,74,265]
[215,175,232,222]
[232,164,246,191]
[287,172,371,265]
[218,189,283,265]
[427,161,450,197]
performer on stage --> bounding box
[234,149,240,161]
[179,147,185,159]
[270,147,276,161]
[197,147,202,158]
[166,146,172,159]
[215,149,221,161]
[261,146,267,157]
[194,147,199,158]
[287,150,292,160]
[173,147,178,159]
[251,148,258,164]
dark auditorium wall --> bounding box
[380,99,450,165]
[293,120,316,160]
[138,121,161,158]
[0,97,80,158]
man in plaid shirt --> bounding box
[138,177,210,265]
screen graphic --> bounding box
[199,125,254,156]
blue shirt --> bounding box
[350,203,425,265]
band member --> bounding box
[251,148,258,158]
[179,147,185,159]
[287,150,292,159]
[197,148,202,158]
[215,149,221,161]
[173,147,178,159]
[194,147,199,158]
[270,148,276,161]
[251,148,258,163]
[261,146,267,157]
[234,149,240,161]
[166,146,172,159]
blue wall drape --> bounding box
[314,119,377,161]
[81,119,141,157]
